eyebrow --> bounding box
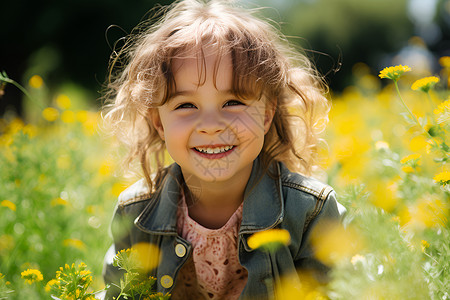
[168,89,236,100]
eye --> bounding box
[175,102,196,110]
[223,100,244,107]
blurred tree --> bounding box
[434,0,450,56]
[2,0,446,116]
[255,0,415,90]
[0,0,173,115]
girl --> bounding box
[102,0,343,299]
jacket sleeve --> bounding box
[294,190,344,283]
[102,204,133,299]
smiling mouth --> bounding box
[193,145,235,154]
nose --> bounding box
[197,109,226,135]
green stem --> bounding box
[426,92,437,111]
[393,80,439,146]
[269,251,281,299]
[0,73,44,109]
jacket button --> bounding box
[160,275,173,288]
[175,244,186,257]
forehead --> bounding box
[171,47,233,92]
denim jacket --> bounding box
[102,158,343,299]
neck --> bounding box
[180,166,253,229]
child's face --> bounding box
[151,47,274,184]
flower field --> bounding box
[0,58,449,299]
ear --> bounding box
[263,100,276,134]
[149,108,165,140]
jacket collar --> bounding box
[134,158,284,235]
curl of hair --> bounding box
[101,0,330,191]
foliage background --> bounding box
[1,0,449,299]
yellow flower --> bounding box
[411,76,439,93]
[61,110,76,123]
[421,240,430,252]
[434,99,450,115]
[370,182,399,212]
[400,153,421,164]
[21,269,43,284]
[45,279,59,292]
[132,242,162,271]
[50,197,69,207]
[275,272,326,300]
[111,182,128,197]
[42,107,59,122]
[409,198,448,228]
[375,140,389,150]
[29,75,43,89]
[351,254,366,265]
[247,229,291,252]
[0,234,14,252]
[22,124,37,138]
[310,221,364,265]
[378,65,411,81]
[409,135,428,152]
[401,166,415,173]
[433,171,450,186]
[98,158,115,176]
[439,56,450,68]
[56,94,71,109]
[63,238,86,250]
[1,200,16,211]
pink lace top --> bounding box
[171,193,248,300]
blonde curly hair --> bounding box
[102,0,330,191]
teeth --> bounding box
[195,145,233,154]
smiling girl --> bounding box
[102,1,342,299]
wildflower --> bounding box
[1,200,16,211]
[434,99,450,115]
[42,107,59,122]
[375,140,389,150]
[433,171,450,186]
[351,254,366,265]
[29,75,43,89]
[61,110,76,123]
[111,182,128,197]
[114,244,161,272]
[409,135,428,152]
[275,272,326,300]
[132,243,162,271]
[370,182,399,212]
[144,292,172,300]
[56,94,71,109]
[45,279,60,292]
[401,166,415,173]
[421,240,430,252]
[439,56,450,68]
[410,198,448,228]
[63,238,86,250]
[247,229,291,252]
[98,158,114,176]
[400,153,421,164]
[22,124,37,138]
[50,197,69,207]
[21,269,43,284]
[411,76,439,93]
[378,65,411,81]
[310,221,364,265]
[0,234,14,252]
